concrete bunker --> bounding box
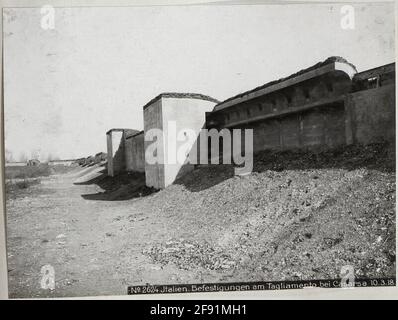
[143,93,219,189]
[106,128,141,176]
[105,57,395,190]
[206,57,395,153]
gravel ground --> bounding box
[140,142,395,281]
[6,142,395,297]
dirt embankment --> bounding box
[139,142,396,281]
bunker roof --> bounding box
[353,62,395,82]
[106,128,141,136]
[125,130,144,140]
[213,56,357,112]
[142,92,220,110]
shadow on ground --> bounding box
[76,170,158,201]
[174,141,396,192]
[76,141,395,198]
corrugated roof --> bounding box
[142,92,220,110]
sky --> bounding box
[3,3,395,161]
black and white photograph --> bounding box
[1,0,396,299]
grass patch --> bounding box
[5,164,52,180]
[5,163,77,180]
[5,178,42,200]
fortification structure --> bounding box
[106,57,395,189]
[205,57,395,152]
[125,130,145,173]
[142,93,219,189]
[106,128,141,176]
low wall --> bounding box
[143,99,164,189]
[209,85,394,155]
[48,160,75,166]
[107,130,125,176]
[229,100,347,153]
[346,84,395,145]
[125,132,145,173]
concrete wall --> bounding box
[125,132,145,173]
[346,84,395,145]
[246,102,346,152]
[162,98,216,187]
[209,82,394,156]
[143,99,164,189]
[105,62,394,191]
[143,97,216,188]
[206,66,396,155]
[107,130,125,176]
[209,72,351,154]
[48,160,75,166]
[213,73,352,129]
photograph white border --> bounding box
[0,0,396,300]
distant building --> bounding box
[27,159,40,166]
[48,159,76,166]
[84,155,95,166]
[94,152,107,164]
[74,158,86,166]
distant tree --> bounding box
[18,152,28,163]
[5,149,14,163]
[30,149,41,161]
[47,153,61,162]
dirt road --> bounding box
[6,169,213,298]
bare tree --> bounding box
[18,151,28,163]
[30,149,41,160]
[5,148,14,163]
[47,153,61,162]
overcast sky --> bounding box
[3,3,395,161]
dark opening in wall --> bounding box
[258,103,263,111]
[271,99,277,112]
[326,82,334,92]
[286,95,292,105]
[380,72,395,86]
[367,76,379,88]
[247,108,251,116]
[303,88,310,99]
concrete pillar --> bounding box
[106,130,125,177]
[344,96,355,145]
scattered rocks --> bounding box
[143,239,236,271]
[150,265,162,271]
